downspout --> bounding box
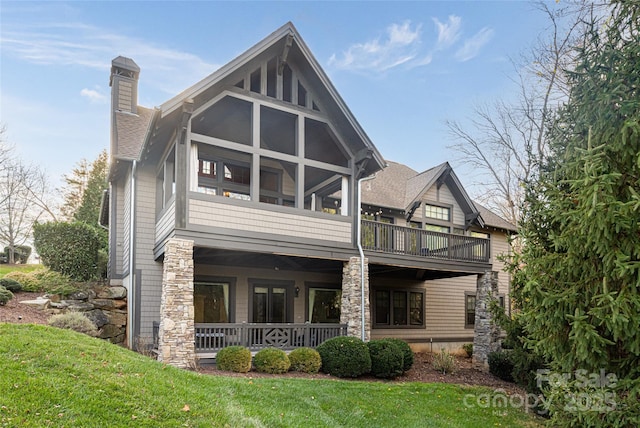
[356,173,377,342]
[128,160,137,348]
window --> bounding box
[307,285,341,323]
[425,204,450,221]
[465,292,476,327]
[424,224,450,233]
[373,288,424,327]
[198,158,251,200]
[194,281,234,323]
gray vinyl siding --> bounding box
[122,171,131,275]
[112,180,125,276]
[189,197,352,243]
[134,165,165,339]
[155,200,175,243]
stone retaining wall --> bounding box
[46,284,128,344]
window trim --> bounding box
[372,287,425,329]
[464,291,476,329]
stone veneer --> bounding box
[340,256,370,341]
[158,238,195,368]
[473,271,502,371]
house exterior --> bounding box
[104,22,515,369]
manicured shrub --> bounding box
[488,350,515,382]
[432,348,456,374]
[368,339,404,379]
[4,271,41,292]
[33,221,101,281]
[0,286,14,305]
[462,343,473,358]
[216,346,252,373]
[254,348,290,374]
[288,347,321,374]
[32,269,78,296]
[0,278,22,293]
[48,312,98,336]
[384,338,414,372]
[316,336,371,378]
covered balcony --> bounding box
[361,220,490,263]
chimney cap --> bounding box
[111,56,140,73]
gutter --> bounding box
[356,173,377,342]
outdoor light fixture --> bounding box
[295,286,300,298]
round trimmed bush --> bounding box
[254,347,290,374]
[216,346,252,373]
[488,350,515,382]
[288,347,321,374]
[368,339,404,379]
[384,338,414,372]
[0,278,22,293]
[4,271,41,292]
[0,286,14,305]
[316,336,371,378]
[48,312,98,336]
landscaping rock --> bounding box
[107,311,127,326]
[96,286,127,300]
[66,302,95,312]
[85,309,110,328]
[19,299,50,310]
[68,291,90,300]
[91,298,126,310]
[99,324,125,339]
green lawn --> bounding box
[0,264,41,277]
[0,324,543,427]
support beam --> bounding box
[158,238,195,368]
[472,271,501,371]
[340,257,370,341]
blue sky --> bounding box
[1,1,551,192]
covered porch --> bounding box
[153,321,346,357]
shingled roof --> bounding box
[113,106,156,161]
[361,160,516,232]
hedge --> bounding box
[33,221,101,281]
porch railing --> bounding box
[361,220,490,263]
[152,322,347,354]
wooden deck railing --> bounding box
[361,220,490,263]
[153,322,347,354]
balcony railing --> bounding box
[153,322,347,354]
[361,220,490,263]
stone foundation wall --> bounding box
[340,256,370,341]
[158,238,195,368]
[472,271,501,371]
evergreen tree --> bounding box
[516,2,640,425]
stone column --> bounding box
[158,238,195,368]
[473,270,501,371]
[340,257,370,341]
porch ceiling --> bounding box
[193,247,344,273]
[368,263,478,281]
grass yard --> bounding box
[0,264,41,277]
[0,324,543,427]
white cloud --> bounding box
[455,27,495,62]
[432,15,462,50]
[0,22,219,97]
[80,87,107,103]
[328,21,422,72]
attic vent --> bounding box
[117,80,133,111]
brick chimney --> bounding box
[110,56,140,114]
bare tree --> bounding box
[0,161,44,263]
[446,1,605,226]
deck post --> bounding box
[472,271,501,371]
[158,238,196,368]
[340,256,370,341]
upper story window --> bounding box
[198,155,251,201]
[425,204,450,221]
